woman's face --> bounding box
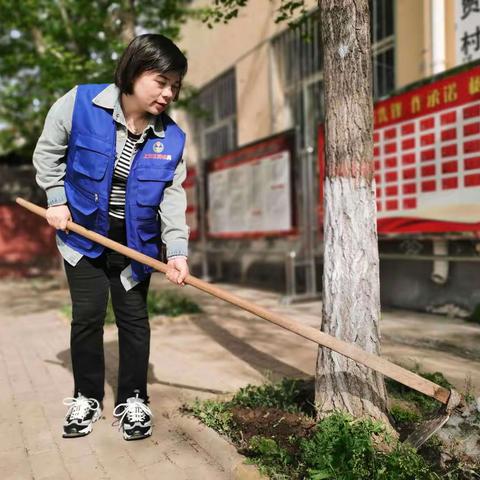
[131,70,181,115]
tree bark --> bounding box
[119,0,136,44]
[315,0,390,425]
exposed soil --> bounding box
[231,406,316,454]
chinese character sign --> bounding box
[456,0,480,65]
[371,66,480,234]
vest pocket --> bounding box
[136,167,175,206]
[72,134,110,181]
[67,184,99,229]
[137,218,160,243]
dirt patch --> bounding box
[231,406,315,453]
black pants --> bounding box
[64,217,151,407]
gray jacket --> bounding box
[32,84,189,262]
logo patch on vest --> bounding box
[153,141,164,153]
[144,153,172,160]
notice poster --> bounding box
[207,133,294,237]
[263,152,292,231]
[208,168,230,234]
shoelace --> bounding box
[63,395,99,421]
[113,398,153,430]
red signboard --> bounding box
[319,64,480,236]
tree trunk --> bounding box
[315,0,390,425]
[120,0,136,44]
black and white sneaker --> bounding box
[62,393,102,438]
[113,390,153,441]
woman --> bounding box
[32,34,190,441]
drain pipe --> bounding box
[431,239,449,284]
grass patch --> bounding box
[229,377,314,415]
[385,368,453,417]
[189,399,237,439]
[61,289,201,324]
[389,403,421,426]
[147,289,202,316]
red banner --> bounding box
[319,64,480,236]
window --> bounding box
[271,10,324,149]
[270,3,395,148]
[370,0,395,99]
[194,69,237,159]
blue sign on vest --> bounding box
[57,84,186,282]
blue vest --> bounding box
[57,83,186,282]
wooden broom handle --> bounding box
[16,197,452,405]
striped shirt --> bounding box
[109,129,142,219]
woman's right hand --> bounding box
[46,205,72,233]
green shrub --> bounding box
[242,411,440,479]
[389,405,421,425]
[386,369,453,416]
[147,290,202,316]
[230,378,306,414]
[189,399,236,438]
[247,436,297,480]
[299,412,438,480]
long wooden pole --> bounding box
[16,197,452,404]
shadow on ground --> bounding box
[47,340,232,399]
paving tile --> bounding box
[0,447,32,480]
[97,454,145,480]
[29,448,70,479]
[142,460,188,480]
[64,453,109,480]
[0,421,24,452]
[55,435,94,461]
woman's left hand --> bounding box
[165,256,189,286]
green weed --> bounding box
[386,369,453,416]
[147,289,202,316]
[230,377,308,414]
[389,404,421,425]
[299,412,438,480]
[189,398,236,438]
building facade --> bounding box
[174,0,480,314]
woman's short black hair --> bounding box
[114,34,188,102]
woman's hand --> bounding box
[46,205,72,233]
[165,256,189,286]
